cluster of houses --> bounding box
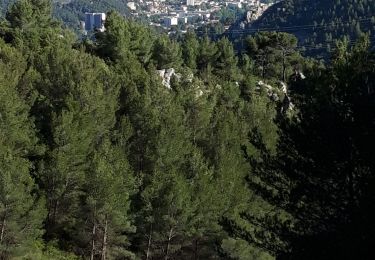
[82,0,275,33]
[128,0,274,30]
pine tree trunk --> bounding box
[194,238,199,260]
[49,177,58,225]
[0,213,6,243]
[52,199,58,224]
[146,224,153,260]
[47,177,55,224]
[164,228,173,260]
[347,152,358,207]
[282,51,287,82]
[90,222,96,260]
[262,57,266,79]
[101,216,108,260]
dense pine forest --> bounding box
[1,0,375,259]
[244,0,375,57]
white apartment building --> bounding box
[84,13,106,32]
[164,17,178,27]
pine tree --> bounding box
[214,37,240,81]
[4,0,72,58]
[95,11,132,62]
[152,35,183,70]
[32,47,120,250]
[181,31,199,71]
[246,32,301,81]
[80,138,137,259]
[6,0,52,29]
[134,87,192,259]
[197,36,218,81]
[0,39,46,259]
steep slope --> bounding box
[235,0,375,58]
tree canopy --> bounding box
[1,1,375,259]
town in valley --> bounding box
[83,0,277,34]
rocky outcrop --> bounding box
[157,68,181,89]
[256,73,307,113]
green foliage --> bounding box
[0,39,46,259]
[2,1,375,260]
[6,0,52,28]
[215,6,245,26]
[250,0,375,57]
[181,31,199,71]
[236,36,375,259]
[34,48,121,255]
[80,139,136,259]
[246,31,302,81]
[197,36,218,81]
[152,35,183,69]
[215,37,240,81]
[16,241,79,259]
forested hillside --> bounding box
[53,0,130,29]
[0,0,130,30]
[1,0,375,260]
[0,0,12,15]
[243,0,375,57]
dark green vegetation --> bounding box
[1,0,375,259]
[0,0,130,30]
[238,0,375,58]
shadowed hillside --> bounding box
[228,0,375,58]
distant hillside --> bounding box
[0,0,12,17]
[53,0,130,30]
[1,0,130,30]
[230,0,375,58]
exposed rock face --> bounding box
[257,80,280,101]
[157,68,181,89]
[157,68,206,99]
[256,73,307,113]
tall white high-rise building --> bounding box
[164,17,178,27]
[85,13,106,32]
[186,0,195,6]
